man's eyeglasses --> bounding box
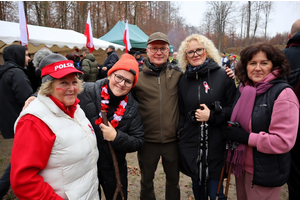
[186,48,205,58]
[147,47,169,53]
[113,73,134,88]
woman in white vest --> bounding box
[10,53,99,200]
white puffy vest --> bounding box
[15,94,99,200]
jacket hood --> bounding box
[3,45,26,68]
[85,53,96,61]
[0,45,27,78]
[287,30,300,46]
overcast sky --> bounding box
[176,1,300,37]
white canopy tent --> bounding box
[0,20,125,53]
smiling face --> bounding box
[146,41,169,67]
[108,69,135,97]
[50,73,79,108]
[186,40,207,67]
[247,51,273,85]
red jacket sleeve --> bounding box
[10,114,64,200]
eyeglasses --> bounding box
[186,48,205,58]
[113,73,134,88]
[147,47,169,53]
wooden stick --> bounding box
[101,110,124,200]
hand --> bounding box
[23,96,36,111]
[225,67,235,79]
[100,121,117,141]
[195,104,210,122]
[102,67,107,71]
[223,125,249,145]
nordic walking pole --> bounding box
[101,110,124,200]
[217,142,229,197]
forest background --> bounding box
[1,1,300,53]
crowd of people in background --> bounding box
[0,18,300,200]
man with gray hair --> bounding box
[132,32,182,200]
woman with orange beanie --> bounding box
[78,53,145,200]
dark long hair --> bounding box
[235,42,290,85]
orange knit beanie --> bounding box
[107,53,139,87]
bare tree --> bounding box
[245,1,252,46]
[251,1,263,44]
[263,1,274,40]
[207,1,234,51]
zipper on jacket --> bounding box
[158,76,163,142]
[196,72,198,80]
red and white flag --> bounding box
[19,1,29,46]
[123,20,132,53]
[84,10,94,53]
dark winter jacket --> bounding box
[177,59,236,180]
[78,78,144,172]
[283,30,300,88]
[132,60,183,143]
[0,45,33,139]
[81,53,99,82]
[100,51,119,78]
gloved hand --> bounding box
[222,125,250,145]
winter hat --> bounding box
[232,55,236,59]
[107,53,139,87]
[134,51,141,56]
[147,32,169,45]
[39,53,82,83]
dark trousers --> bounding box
[0,163,11,199]
[191,177,225,200]
[98,166,128,200]
[138,141,180,200]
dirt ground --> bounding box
[0,133,289,200]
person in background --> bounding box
[78,53,144,200]
[99,45,119,79]
[170,51,182,72]
[221,52,228,67]
[10,53,99,199]
[32,47,53,92]
[132,32,182,200]
[223,42,299,200]
[177,34,236,200]
[134,51,144,71]
[0,45,33,199]
[80,48,99,82]
[283,18,300,200]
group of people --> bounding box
[0,18,300,200]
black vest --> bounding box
[235,79,292,187]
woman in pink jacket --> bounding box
[223,42,299,200]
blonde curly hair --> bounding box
[178,34,222,72]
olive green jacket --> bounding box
[81,54,99,82]
[133,62,182,143]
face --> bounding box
[24,50,30,66]
[247,51,273,85]
[186,40,207,67]
[135,54,141,59]
[107,48,112,53]
[146,41,169,67]
[50,73,79,108]
[173,52,178,59]
[108,69,135,97]
[222,53,225,58]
